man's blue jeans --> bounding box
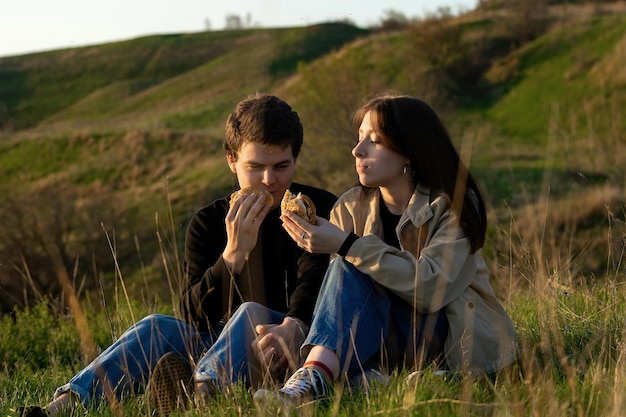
[55,303,284,406]
[304,257,449,377]
[194,301,286,387]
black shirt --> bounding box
[181,183,337,333]
[379,195,402,249]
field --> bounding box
[1,232,625,416]
[1,1,626,415]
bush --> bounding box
[0,300,81,371]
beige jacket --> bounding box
[330,185,518,375]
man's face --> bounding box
[227,142,295,209]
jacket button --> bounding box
[468,302,474,309]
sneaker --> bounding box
[147,352,193,416]
[193,379,219,409]
[14,407,48,417]
[405,369,451,387]
[348,368,390,392]
[254,367,331,409]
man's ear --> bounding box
[226,152,237,174]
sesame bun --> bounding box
[281,190,316,224]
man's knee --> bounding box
[234,302,270,323]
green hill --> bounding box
[0,23,368,131]
[1,3,625,313]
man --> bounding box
[19,94,336,416]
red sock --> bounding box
[303,360,334,382]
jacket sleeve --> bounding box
[338,200,477,313]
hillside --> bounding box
[1,4,625,313]
[0,23,368,132]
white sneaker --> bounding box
[405,369,451,387]
[254,367,331,408]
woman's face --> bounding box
[352,110,408,188]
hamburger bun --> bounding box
[281,190,316,224]
[229,188,274,207]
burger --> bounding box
[281,190,316,224]
[229,187,274,207]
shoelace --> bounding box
[280,367,329,400]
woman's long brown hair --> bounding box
[353,94,487,253]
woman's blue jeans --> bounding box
[55,303,284,406]
[304,258,449,377]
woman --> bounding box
[254,93,518,407]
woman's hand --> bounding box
[281,211,348,254]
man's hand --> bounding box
[251,317,308,377]
[222,192,271,274]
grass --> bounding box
[1,265,624,416]
[0,135,84,185]
[485,15,626,143]
[1,130,625,415]
[1,5,626,416]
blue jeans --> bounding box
[194,301,286,388]
[304,258,449,377]
[55,303,285,406]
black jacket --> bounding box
[181,183,337,333]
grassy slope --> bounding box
[0,23,368,131]
[0,9,626,284]
[2,15,624,205]
[1,7,626,417]
[0,25,369,204]
[0,5,624,308]
[468,15,626,208]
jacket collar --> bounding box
[401,184,435,228]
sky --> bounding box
[0,0,478,58]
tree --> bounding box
[409,8,464,70]
[504,0,549,43]
[225,14,243,30]
[0,102,12,133]
[379,9,410,31]
[0,184,124,314]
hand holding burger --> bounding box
[229,187,274,207]
[280,190,316,224]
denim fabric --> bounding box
[55,302,285,406]
[194,302,286,388]
[304,258,449,377]
[54,314,214,406]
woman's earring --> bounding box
[403,165,408,174]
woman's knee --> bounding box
[322,258,373,295]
